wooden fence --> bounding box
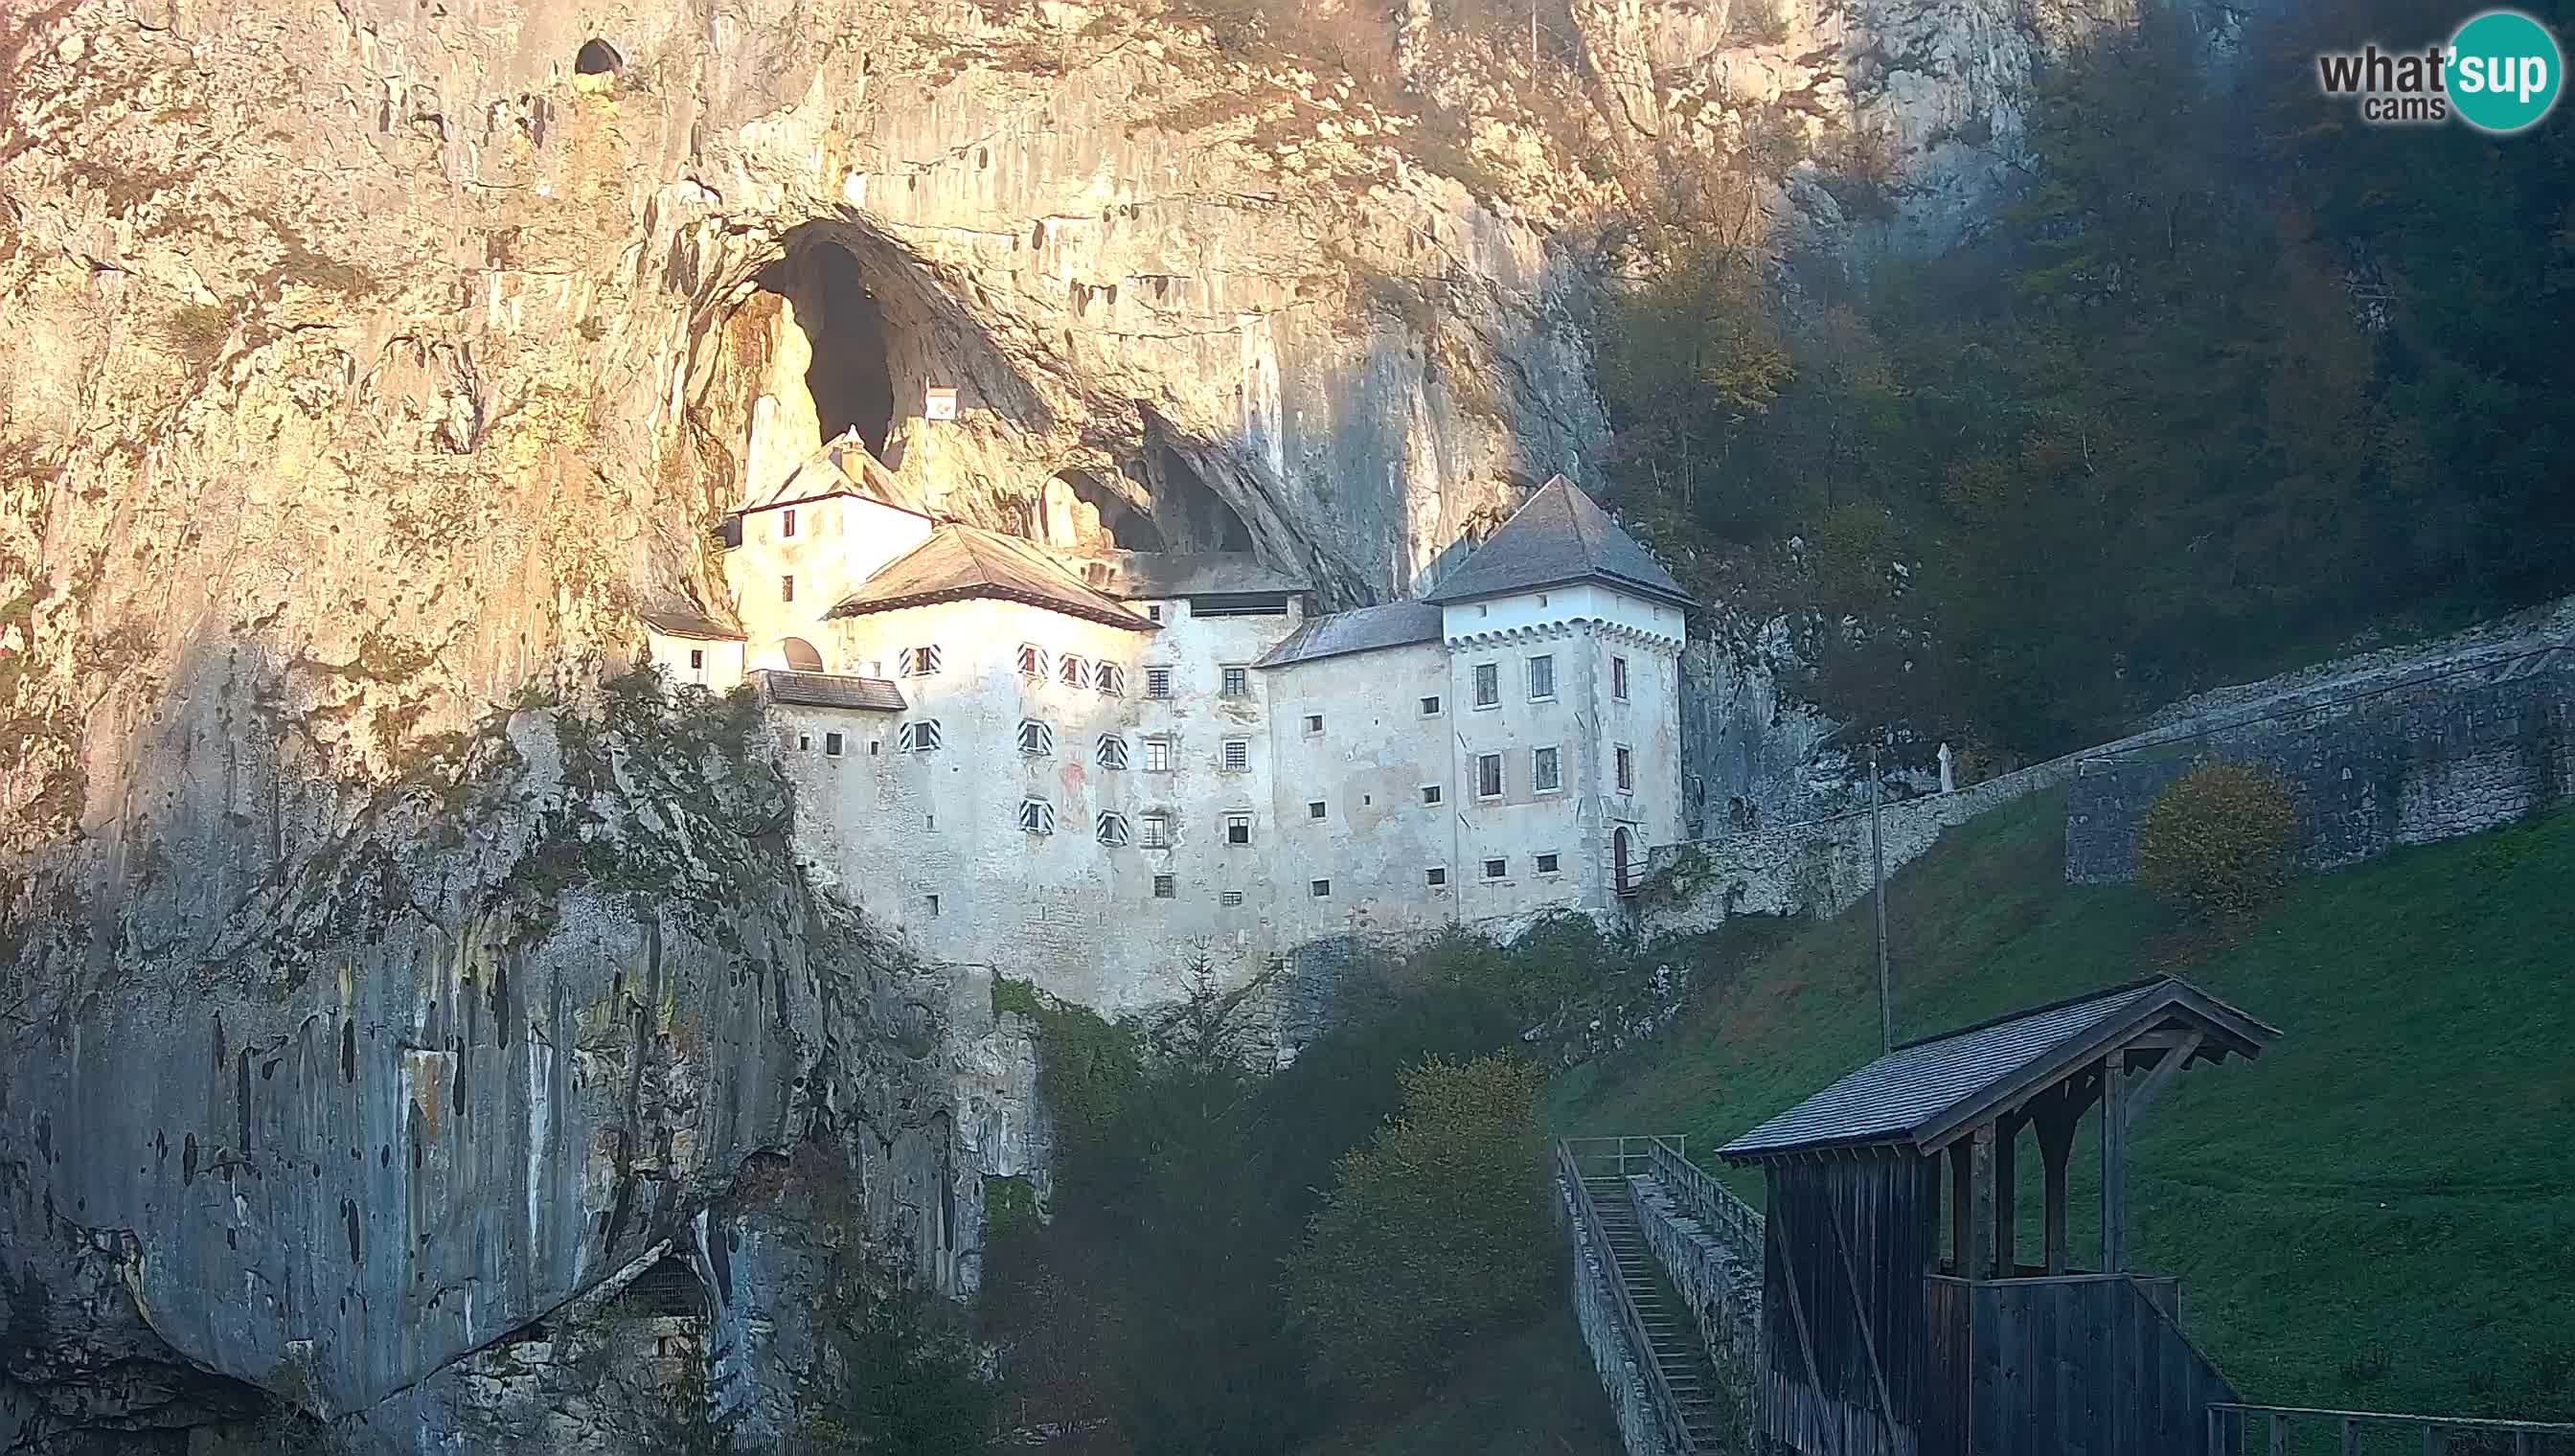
[2209,1403,2575,1454]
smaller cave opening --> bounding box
[1050,468,1165,553]
[625,1253,709,1320]
[574,39,625,76]
[1158,445,1252,553]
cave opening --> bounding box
[574,39,624,76]
[1159,445,1252,553]
[626,1252,710,1319]
[1056,468,1166,552]
[786,243,898,461]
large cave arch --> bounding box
[761,242,898,461]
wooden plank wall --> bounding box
[1757,1155,1945,1456]
[1965,1275,2240,1456]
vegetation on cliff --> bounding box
[1560,789,2575,1424]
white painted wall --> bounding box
[724,495,934,668]
[646,633,746,694]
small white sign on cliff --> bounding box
[924,387,958,421]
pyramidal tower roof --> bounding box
[1424,476,1693,610]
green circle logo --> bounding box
[2450,10,2563,133]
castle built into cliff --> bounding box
[642,434,1695,1015]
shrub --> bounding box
[2133,762,2299,924]
[1284,1055,1553,1396]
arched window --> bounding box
[1016,644,1049,680]
[1059,654,1090,690]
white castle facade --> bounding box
[642,438,1695,1017]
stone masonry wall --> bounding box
[1560,1172,1679,1456]
[1630,1162,1765,1376]
[2066,648,2575,883]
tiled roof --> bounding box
[827,525,1158,631]
[1715,977,2279,1162]
[1253,601,1444,669]
[758,671,906,712]
[639,605,745,642]
[1074,551,1310,600]
[1424,476,1693,609]
[741,428,927,517]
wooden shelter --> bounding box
[1715,976,2280,1456]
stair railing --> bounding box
[1557,1139,1701,1453]
[2209,1403,2575,1454]
[1646,1136,1765,1255]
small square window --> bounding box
[1222,739,1250,772]
[1473,662,1499,707]
[1144,737,1174,773]
[1221,666,1248,697]
[1220,890,1244,907]
[898,719,942,753]
[781,575,795,603]
[1420,694,1442,717]
[1018,799,1056,835]
[1612,655,1630,701]
[1096,734,1130,770]
[1483,857,1508,880]
[1476,753,1503,799]
[927,894,940,916]
[1307,800,1326,820]
[899,646,943,677]
[1303,714,1323,736]
[1533,745,1562,793]
[1141,813,1172,849]
[825,732,844,757]
[1225,814,1252,847]
[687,648,704,671]
[1148,604,1164,622]
[1422,784,1443,806]
[796,733,812,751]
[1146,666,1174,698]
[1537,853,1561,875]
[1615,745,1634,793]
[870,740,880,755]
[1018,719,1057,757]
[782,509,797,538]
[1310,878,1331,898]
[1152,874,1175,899]
[1096,812,1131,847]
[1528,654,1556,701]
[1425,866,1447,887]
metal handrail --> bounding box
[1556,1140,1699,1453]
[2209,1402,2575,1454]
[1645,1136,1765,1254]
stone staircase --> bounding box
[1584,1172,1735,1453]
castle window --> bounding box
[1220,890,1244,907]
[1225,813,1251,846]
[1018,799,1056,835]
[825,732,845,757]
[1476,753,1503,799]
[1615,745,1634,792]
[783,509,797,538]
[897,719,942,753]
[1145,666,1174,698]
[1533,745,1561,794]
[1422,784,1443,806]
[1152,874,1175,898]
[1303,714,1323,736]
[1143,736,1174,773]
[1473,662,1499,708]
[1096,664,1126,696]
[782,576,795,603]
[1060,654,1090,690]
[689,649,704,671]
[1482,857,1508,880]
[899,645,943,677]
[1425,866,1447,887]
[1222,739,1249,772]
[797,733,812,751]
[927,894,940,916]
[1537,853,1561,875]
[1310,878,1331,898]
[1017,719,1057,757]
[1420,694,1442,717]
[1612,655,1629,701]
[1528,654,1556,701]
[1220,665,1248,697]
[1307,800,1326,820]
[1096,812,1131,847]
[1148,604,1164,622]
[1141,812,1172,848]
[1016,644,1049,679]
[1096,734,1129,770]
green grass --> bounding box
[1556,787,2575,1424]
[1297,1302,1627,1456]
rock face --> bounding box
[0,0,2074,1445]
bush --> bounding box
[1284,1055,1553,1397]
[2133,762,2300,923]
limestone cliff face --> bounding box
[0,0,2066,1445]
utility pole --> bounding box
[1871,739,1894,1052]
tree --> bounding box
[1284,1055,1554,1397]
[2133,762,2301,925]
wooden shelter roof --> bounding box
[1716,976,2278,1164]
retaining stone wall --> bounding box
[1629,1174,1759,1444]
[1559,1172,1678,1456]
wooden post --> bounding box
[1969,1125,1997,1280]
[1950,1139,1973,1276]
[2344,1418,2361,1455]
[2102,1055,2130,1273]
[2270,1413,2289,1456]
[2425,1425,2443,1456]
[1993,1113,2019,1278]
[2208,1407,2225,1456]
[2038,1087,2081,1275]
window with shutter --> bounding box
[1017,799,1055,835]
[1017,719,1057,756]
[1096,735,1129,769]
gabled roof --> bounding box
[1074,551,1309,601]
[1716,977,2279,1164]
[640,604,745,642]
[741,429,927,517]
[758,671,906,712]
[1424,476,1693,610]
[827,525,1158,631]
[1254,601,1444,670]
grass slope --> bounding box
[1557,788,2575,1422]
[1297,1303,1626,1456]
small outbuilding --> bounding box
[1716,975,2280,1456]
